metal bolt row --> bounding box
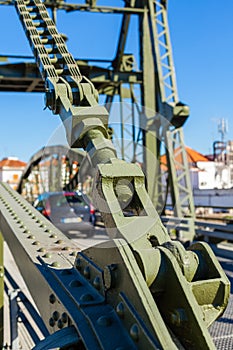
[75,256,103,292]
[0,185,77,261]
[2,186,141,344]
[75,254,142,342]
[49,294,69,330]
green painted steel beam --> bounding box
[0,0,146,13]
[0,184,141,348]
[139,5,160,205]
[0,62,142,93]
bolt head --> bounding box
[130,324,140,341]
[97,316,112,327]
[93,276,101,290]
[49,294,56,304]
[57,319,64,329]
[49,317,55,327]
[52,311,60,321]
[116,302,124,318]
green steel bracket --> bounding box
[79,238,230,349]
[155,101,189,129]
[78,239,178,349]
[92,158,169,286]
[172,102,190,128]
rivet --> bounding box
[83,266,90,279]
[97,316,112,327]
[57,319,64,329]
[44,228,51,233]
[27,235,35,239]
[51,262,60,268]
[49,234,57,238]
[43,253,52,259]
[49,294,56,304]
[55,240,63,244]
[61,312,68,324]
[32,241,40,246]
[93,276,101,290]
[62,246,71,251]
[69,280,82,288]
[0,266,4,278]
[80,294,94,302]
[116,302,124,318]
[38,247,46,253]
[23,229,30,234]
[49,317,55,327]
[130,324,140,341]
[52,311,60,321]
[70,251,76,256]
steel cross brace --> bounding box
[12,0,231,348]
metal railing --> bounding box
[161,216,233,242]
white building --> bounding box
[190,141,233,190]
[0,157,26,190]
[161,145,233,210]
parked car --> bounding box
[33,191,96,237]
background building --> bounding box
[0,156,26,190]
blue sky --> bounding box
[1,1,233,162]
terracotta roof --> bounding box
[184,147,209,163]
[160,147,209,170]
[0,158,26,168]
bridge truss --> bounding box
[1,0,195,240]
[0,1,230,349]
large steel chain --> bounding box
[12,2,230,349]
[15,0,98,110]
[15,0,82,81]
